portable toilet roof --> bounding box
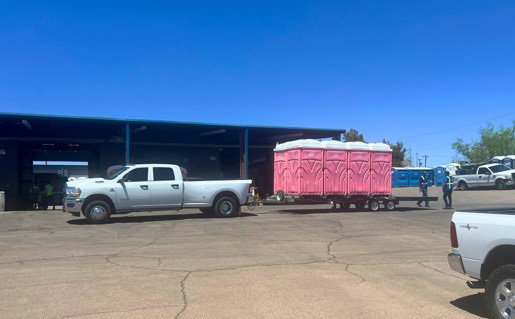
[392,167,433,171]
[491,156,506,161]
[274,139,323,151]
[343,141,369,150]
[321,140,349,150]
[368,143,393,152]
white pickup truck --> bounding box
[448,208,515,319]
[64,164,254,223]
[454,164,515,191]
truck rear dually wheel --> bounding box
[84,200,111,224]
[458,181,468,191]
[368,200,380,212]
[486,264,515,319]
[213,196,240,218]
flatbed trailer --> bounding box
[250,193,438,212]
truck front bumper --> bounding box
[64,197,84,217]
[448,253,466,275]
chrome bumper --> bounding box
[64,197,84,217]
[448,253,466,275]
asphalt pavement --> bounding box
[0,187,514,318]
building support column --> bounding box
[125,123,130,165]
[240,128,248,179]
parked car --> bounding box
[453,164,515,190]
[448,208,515,319]
[64,164,254,223]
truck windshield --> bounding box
[106,167,130,180]
[490,165,510,173]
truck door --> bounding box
[476,167,491,187]
[150,167,183,208]
[115,167,151,209]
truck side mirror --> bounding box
[118,177,127,183]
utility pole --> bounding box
[416,153,419,167]
[409,147,412,167]
[423,155,428,167]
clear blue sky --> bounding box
[1,1,514,167]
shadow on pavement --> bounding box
[450,293,488,318]
[278,207,430,215]
[67,212,257,225]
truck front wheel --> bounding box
[213,196,240,218]
[84,200,112,224]
[485,264,515,319]
[496,180,507,190]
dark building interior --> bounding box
[0,113,343,210]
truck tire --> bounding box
[199,208,214,216]
[496,180,507,191]
[340,202,351,210]
[368,200,380,212]
[485,264,515,319]
[84,200,111,224]
[458,181,468,191]
[213,196,240,218]
[385,201,396,211]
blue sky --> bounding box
[1,1,514,167]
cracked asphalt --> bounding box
[1,188,514,318]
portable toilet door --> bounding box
[434,167,446,187]
[398,170,409,187]
[502,156,515,169]
[299,148,324,195]
[273,150,289,195]
[408,169,421,187]
[392,168,399,188]
[322,141,349,195]
[347,142,371,195]
[370,143,393,195]
[286,149,301,194]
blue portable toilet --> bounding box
[392,168,409,188]
[424,169,434,186]
[398,170,409,187]
[408,169,422,187]
[434,167,446,187]
[502,156,515,169]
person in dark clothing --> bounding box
[442,171,454,209]
[416,171,429,207]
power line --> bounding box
[396,111,515,140]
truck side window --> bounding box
[125,168,148,182]
[153,167,175,181]
[478,168,489,175]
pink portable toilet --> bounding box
[273,150,288,195]
[346,142,371,195]
[369,143,393,195]
[274,140,324,195]
[322,140,349,195]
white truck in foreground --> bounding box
[454,164,515,191]
[448,208,515,319]
[64,164,253,223]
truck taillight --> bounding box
[249,182,254,194]
[450,222,458,248]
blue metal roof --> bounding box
[0,112,344,133]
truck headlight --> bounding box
[66,187,81,196]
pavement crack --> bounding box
[417,262,465,280]
[175,271,192,319]
[344,264,366,284]
[58,305,180,318]
[0,253,117,266]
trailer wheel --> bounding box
[385,201,396,211]
[368,200,380,212]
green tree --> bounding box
[383,139,407,167]
[344,129,365,142]
[452,122,515,163]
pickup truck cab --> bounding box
[448,209,515,319]
[454,164,515,191]
[64,164,253,223]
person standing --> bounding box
[442,171,454,209]
[416,171,429,207]
[44,182,54,210]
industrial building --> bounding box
[0,113,343,210]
